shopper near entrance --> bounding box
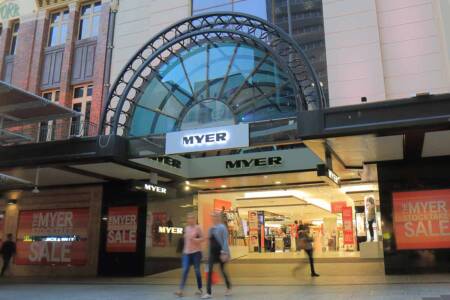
[366,197,376,241]
[298,223,320,277]
[175,213,204,297]
[202,212,232,299]
[1,234,16,276]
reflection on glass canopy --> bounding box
[129,41,296,137]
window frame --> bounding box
[9,20,20,55]
[77,1,101,40]
[39,90,60,142]
[47,8,70,47]
[71,84,93,136]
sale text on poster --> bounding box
[107,206,138,253]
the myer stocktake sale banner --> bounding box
[106,206,138,253]
[16,208,89,265]
[342,206,354,245]
[393,189,450,250]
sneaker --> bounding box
[225,289,232,296]
[195,289,203,296]
[201,294,212,299]
[174,290,183,297]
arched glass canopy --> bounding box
[129,41,296,136]
[102,13,326,137]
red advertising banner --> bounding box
[331,201,347,214]
[107,206,138,253]
[16,208,89,265]
[342,206,354,245]
[248,211,259,252]
[393,189,450,250]
[151,212,167,247]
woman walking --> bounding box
[201,212,232,299]
[298,223,320,277]
[175,213,204,297]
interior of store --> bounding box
[195,179,382,260]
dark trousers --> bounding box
[1,256,11,276]
[368,220,375,241]
[179,252,202,290]
[206,256,231,295]
[305,249,316,275]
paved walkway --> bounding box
[0,282,449,300]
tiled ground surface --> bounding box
[0,283,449,300]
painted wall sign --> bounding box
[150,156,182,169]
[106,206,138,253]
[225,156,282,169]
[393,189,450,250]
[16,208,89,265]
[0,1,19,21]
[165,124,249,154]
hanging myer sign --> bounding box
[226,156,283,169]
[165,124,249,155]
[144,183,167,194]
[317,164,340,187]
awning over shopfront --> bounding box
[0,80,79,127]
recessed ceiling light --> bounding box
[185,181,190,185]
[221,185,227,188]
[204,179,209,183]
[184,186,191,191]
[275,181,281,185]
[263,175,268,179]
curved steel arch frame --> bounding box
[101,12,326,136]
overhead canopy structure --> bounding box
[0,80,80,127]
[0,80,80,145]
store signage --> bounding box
[317,164,340,186]
[150,156,182,169]
[144,183,167,194]
[165,124,249,154]
[158,226,183,234]
[107,206,138,253]
[331,201,347,214]
[15,208,89,265]
[393,189,450,250]
[225,156,282,169]
[0,1,20,21]
[342,206,354,245]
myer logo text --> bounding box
[182,132,228,146]
[226,157,283,169]
[158,226,183,234]
[144,184,167,194]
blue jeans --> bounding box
[179,251,202,290]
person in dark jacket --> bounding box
[298,224,319,277]
[1,234,16,276]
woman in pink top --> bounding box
[175,212,203,297]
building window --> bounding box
[192,0,268,20]
[78,1,101,40]
[9,20,19,55]
[39,90,60,142]
[71,84,93,136]
[48,9,69,47]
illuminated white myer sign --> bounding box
[144,183,167,194]
[165,124,249,155]
[158,226,183,234]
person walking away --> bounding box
[366,197,376,241]
[202,212,232,299]
[175,213,204,297]
[1,234,16,276]
[298,224,319,277]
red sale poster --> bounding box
[151,212,167,247]
[331,201,347,214]
[393,189,450,250]
[15,208,89,265]
[107,206,138,253]
[342,206,354,245]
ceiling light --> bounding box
[340,184,378,193]
[263,175,268,179]
[184,186,191,191]
[32,186,40,194]
[204,179,209,183]
[275,181,281,185]
[185,181,190,185]
[221,185,227,188]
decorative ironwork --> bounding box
[101,12,326,136]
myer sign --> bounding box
[165,124,249,155]
[226,156,282,169]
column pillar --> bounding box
[28,10,50,94]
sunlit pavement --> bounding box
[0,282,450,300]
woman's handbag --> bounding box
[220,252,230,263]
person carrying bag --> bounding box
[201,212,232,299]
